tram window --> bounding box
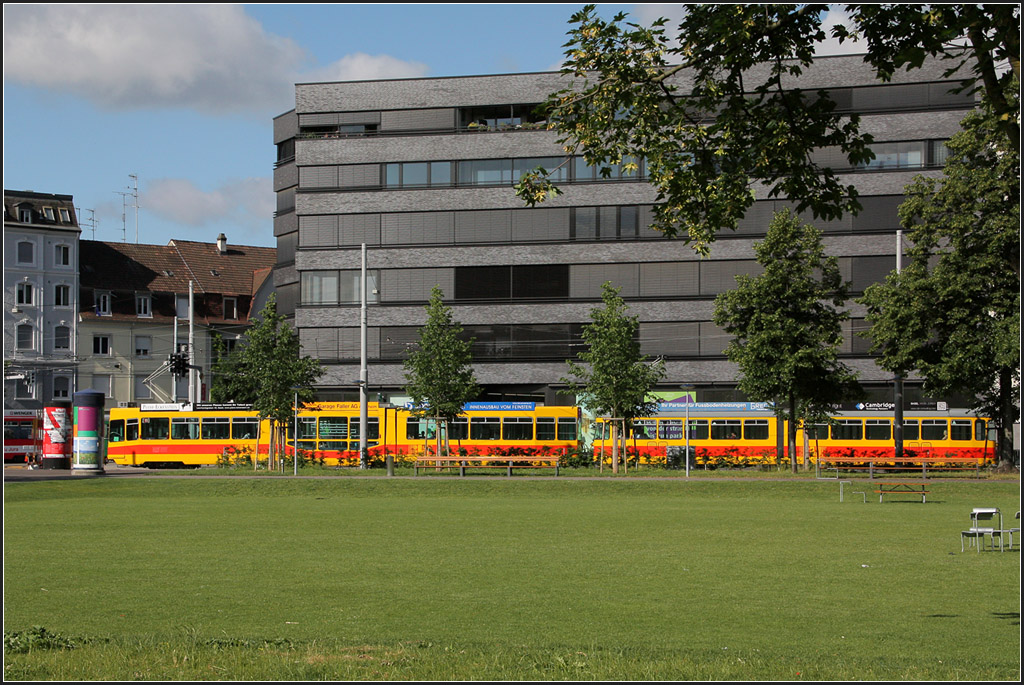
[631,420,656,439]
[921,420,947,441]
[503,417,533,441]
[140,416,169,440]
[687,419,708,440]
[319,440,348,451]
[319,417,348,440]
[831,420,863,441]
[710,419,741,440]
[865,419,891,441]
[346,417,380,441]
[805,423,828,440]
[903,420,919,441]
[201,417,231,440]
[233,418,260,440]
[975,420,988,442]
[743,420,770,441]
[658,420,683,440]
[126,419,139,441]
[449,418,468,441]
[950,419,972,441]
[471,417,501,440]
[558,418,577,441]
[171,417,199,440]
[537,417,556,441]
[108,419,125,442]
[407,419,437,441]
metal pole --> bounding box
[894,230,904,460]
[359,243,368,469]
[685,400,690,478]
[294,390,299,476]
[188,281,195,405]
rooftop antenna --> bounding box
[114,190,130,242]
[128,173,139,243]
[77,207,98,240]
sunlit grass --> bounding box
[4,478,1020,680]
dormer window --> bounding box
[223,297,238,320]
[136,293,152,318]
[43,207,55,221]
[59,208,71,222]
[18,207,31,223]
[95,291,112,316]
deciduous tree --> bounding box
[562,282,665,472]
[861,106,1020,466]
[213,294,323,466]
[403,286,479,456]
[713,210,862,471]
[516,4,1019,252]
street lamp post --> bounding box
[380,402,395,477]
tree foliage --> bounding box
[713,210,862,470]
[563,282,665,470]
[403,286,479,427]
[516,4,1019,253]
[211,293,323,428]
[860,106,1020,465]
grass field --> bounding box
[3,476,1020,680]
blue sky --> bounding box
[3,4,858,249]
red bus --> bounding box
[4,411,40,464]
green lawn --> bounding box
[4,477,1020,680]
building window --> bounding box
[385,161,453,188]
[16,283,34,306]
[134,376,152,400]
[54,284,71,307]
[223,297,238,320]
[54,325,71,350]
[176,295,190,319]
[135,335,152,357]
[55,244,70,266]
[53,376,71,400]
[91,375,111,397]
[95,291,111,316]
[42,207,55,220]
[136,294,151,317]
[17,241,34,264]
[93,335,111,355]
[59,208,71,223]
[16,324,34,350]
[15,376,35,399]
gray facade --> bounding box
[273,56,974,404]
[4,190,81,411]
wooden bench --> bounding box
[873,480,930,503]
[413,455,560,477]
[817,455,982,478]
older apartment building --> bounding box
[271,55,976,406]
[4,190,81,410]
[77,236,275,408]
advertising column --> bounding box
[72,390,106,474]
[40,401,72,470]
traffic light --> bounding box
[169,353,188,377]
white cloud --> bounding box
[2,5,428,114]
[301,53,429,83]
[815,7,867,56]
[144,177,273,231]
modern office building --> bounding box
[4,190,81,411]
[272,55,976,406]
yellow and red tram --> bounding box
[105,401,995,469]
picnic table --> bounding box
[874,480,929,503]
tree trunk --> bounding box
[611,421,619,474]
[998,367,1015,468]
[789,394,798,473]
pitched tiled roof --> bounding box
[80,239,276,296]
